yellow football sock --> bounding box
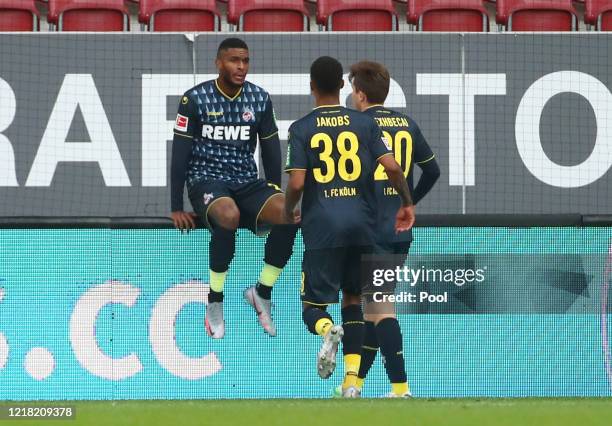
[258,263,282,287]
[314,318,333,336]
[209,270,227,293]
[391,382,409,396]
[355,377,365,390]
[342,354,361,389]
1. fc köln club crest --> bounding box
[242,107,255,122]
[203,193,214,205]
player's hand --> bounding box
[283,209,301,225]
[292,209,301,224]
[171,211,198,233]
[395,205,415,233]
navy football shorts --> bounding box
[189,179,282,236]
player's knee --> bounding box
[269,194,285,211]
[302,303,327,313]
[215,207,240,230]
[302,305,330,335]
[258,193,285,225]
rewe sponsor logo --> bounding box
[201,125,251,141]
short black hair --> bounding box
[310,56,343,95]
[217,38,249,58]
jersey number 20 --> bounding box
[374,130,413,180]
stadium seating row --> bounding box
[0,0,610,32]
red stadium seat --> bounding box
[228,0,309,31]
[585,0,612,29]
[49,0,129,31]
[139,0,220,31]
[496,0,577,31]
[408,0,489,31]
[0,0,40,31]
[317,0,399,31]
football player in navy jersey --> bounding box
[339,60,440,398]
[283,56,415,397]
[171,38,298,339]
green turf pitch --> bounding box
[1,399,611,426]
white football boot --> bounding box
[317,325,344,379]
[243,286,277,337]
[205,301,225,339]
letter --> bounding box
[241,126,250,140]
[226,126,241,140]
[142,74,212,187]
[150,280,222,380]
[427,268,443,283]
[476,268,486,282]
[516,71,612,187]
[373,292,383,302]
[373,269,384,287]
[213,126,223,140]
[70,281,142,380]
[26,74,130,187]
[0,78,18,186]
[417,74,506,186]
[202,125,213,139]
[454,269,466,286]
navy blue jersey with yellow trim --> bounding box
[173,79,278,186]
[364,105,435,244]
[285,105,392,250]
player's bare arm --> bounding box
[283,170,305,225]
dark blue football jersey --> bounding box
[173,79,278,186]
[364,105,435,244]
[285,105,392,250]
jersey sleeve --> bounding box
[284,123,308,172]
[170,94,196,212]
[412,123,435,164]
[367,119,393,163]
[258,95,279,141]
[173,94,197,139]
[260,133,282,186]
